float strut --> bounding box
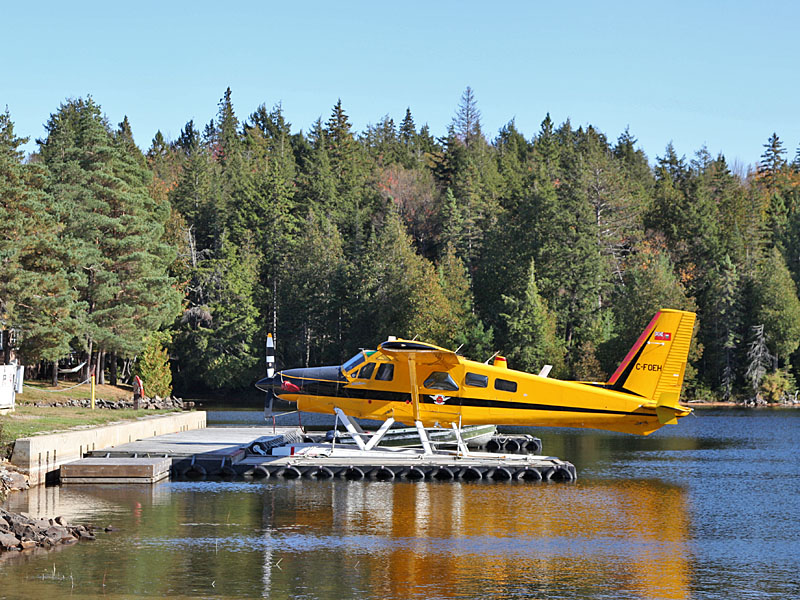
[365,417,396,451]
[415,420,434,455]
[451,422,470,456]
[333,407,368,450]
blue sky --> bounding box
[3,1,798,169]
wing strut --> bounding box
[404,353,434,455]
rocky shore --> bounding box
[0,463,28,497]
[29,396,193,410]
[0,507,99,552]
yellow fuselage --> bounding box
[262,309,696,436]
[279,355,677,436]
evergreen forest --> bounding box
[3,87,800,404]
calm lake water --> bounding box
[2,408,799,599]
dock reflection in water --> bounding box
[2,476,689,600]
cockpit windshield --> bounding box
[342,350,375,375]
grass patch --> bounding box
[0,403,175,459]
[18,380,134,404]
[1,380,182,458]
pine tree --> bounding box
[495,120,530,212]
[170,119,216,252]
[577,132,643,289]
[215,87,241,167]
[532,113,559,177]
[39,98,180,375]
[431,89,503,270]
[531,165,604,362]
[298,119,340,219]
[363,115,403,168]
[399,108,416,143]
[0,109,76,367]
[325,99,362,192]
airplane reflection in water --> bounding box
[7,477,691,599]
[262,479,691,600]
[257,309,697,437]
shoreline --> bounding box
[685,401,800,408]
[0,507,99,554]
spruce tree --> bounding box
[354,212,458,347]
[278,211,347,367]
[453,87,482,149]
[136,333,173,398]
[705,255,743,399]
[437,244,493,358]
[605,247,697,380]
[750,247,800,365]
[172,238,261,390]
[500,259,564,374]
[756,133,789,242]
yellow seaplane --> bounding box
[256,309,695,452]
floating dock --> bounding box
[60,457,171,484]
[62,426,575,484]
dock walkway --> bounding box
[74,426,575,483]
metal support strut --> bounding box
[333,407,396,452]
[451,422,470,456]
[415,420,434,455]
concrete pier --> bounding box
[10,411,206,486]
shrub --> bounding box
[136,334,173,399]
[759,369,796,404]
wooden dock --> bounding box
[61,426,575,484]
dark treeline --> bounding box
[3,87,800,403]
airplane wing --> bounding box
[377,340,461,368]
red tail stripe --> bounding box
[607,312,661,385]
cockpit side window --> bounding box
[375,363,394,381]
[423,371,459,391]
[465,372,488,388]
[357,362,375,379]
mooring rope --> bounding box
[29,378,91,393]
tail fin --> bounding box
[607,309,696,419]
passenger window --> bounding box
[357,363,375,379]
[375,363,394,381]
[494,378,517,392]
[423,372,459,391]
[465,372,488,388]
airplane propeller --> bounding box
[265,333,276,416]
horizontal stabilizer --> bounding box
[656,391,688,425]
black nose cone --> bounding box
[255,375,277,394]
